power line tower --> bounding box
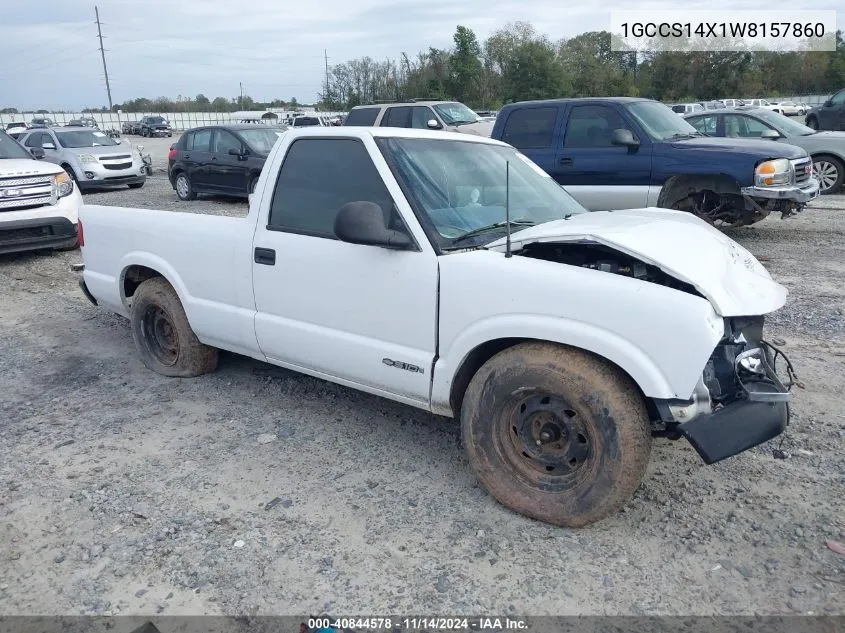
[324,49,331,107]
[94,5,113,110]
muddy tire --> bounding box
[461,342,651,527]
[130,277,218,377]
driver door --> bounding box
[251,136,438,406]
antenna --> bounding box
[505,160,512,258]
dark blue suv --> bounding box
[491,98,820,227]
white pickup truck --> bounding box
[78,127,795,527]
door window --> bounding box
[411,106,436,129]
[189,129,212,151]
[830,90,845,106]
[267,138,396,239]
[344,107,380,126]
[381,107,411,127]
[500,107,557,149]
[563,105,630,148]
[724,114,774,138]
[688,115,717,135]
[213,130,242,154]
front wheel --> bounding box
[130,277,218,377]
[812,155,844,194]
[806,117,819,130]
[174,172,197,201]
[461,342,652,528]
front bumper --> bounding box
[75,162,146,190]
[0,216,78,255]
[148,128,171,137]
[741,177,820,203]
[660,319,794,464]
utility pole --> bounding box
[324,49,330,107]
[239,82,244,108]
[94,6,113,110]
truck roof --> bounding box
[281,126,508,146]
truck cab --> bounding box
[491,97,819,226]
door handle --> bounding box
[183,154,191,159]
[254,247,276,266]
[211,156,218,161]
[558,157,573,167]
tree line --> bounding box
[319,22,845,110]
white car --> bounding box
[77,127,793,528]
[772,101,801,116]
[0,128,82,254]
[669,103,705,115]
[744,99,786,113]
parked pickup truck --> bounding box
[77,127,795,528]
[491,97,820,227]
[0,128,82,254]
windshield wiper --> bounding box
[452,120,480,126]
[668,132,698,140]
[449,220,536,246]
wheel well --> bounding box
[656,174,741,209]
[123,265,164,300]
[448,338,654,421]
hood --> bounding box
[69,144,133,157]
[486,208,787,317]
[670,136,807,159]
[0,158,63,177]
[452,121,494,137]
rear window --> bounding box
[500,107,558,149]
[344,107,380,126]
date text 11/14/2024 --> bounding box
[305,617,528,631]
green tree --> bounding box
[448,26,483,105]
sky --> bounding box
[1,0,841,111]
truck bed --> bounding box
[80,204,260,357]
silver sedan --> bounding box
[684,107,845,194]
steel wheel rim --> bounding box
[176,175,190,198]
[813,160,839,191]
[494,392,596,492]
[141,305,179,366]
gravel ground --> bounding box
[1,181,844,618]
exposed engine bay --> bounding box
[517,241,704,298]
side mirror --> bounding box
[42,142,56,150]
[30,147,45,159]
[611,128,639,147]
[228,148,244,158]
[823,100,833,107]
[760,129,781,140]
[334,201,413,249]
[426,119,442,130]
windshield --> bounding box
[237,127,288,153]
[0,131,31,159]
[432,102,479,126]
[148,117,166,124]
[56,130,120,148]
[751,108,817,136]
[625,101,699,141]
[378,137,588,249]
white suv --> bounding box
[0,129,82,255]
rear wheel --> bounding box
[812,155,844,194]
[806,116,819,130]
[130,277,218,377]
[174,172,196,201]
[460,342,652,527]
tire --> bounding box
[61,164,78,183]
[248,176,259,194]
[806,116,818,130]
[461,342,652,527]
[130,277,218,378]
[812,154,844,194]
[174,172,196,201]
